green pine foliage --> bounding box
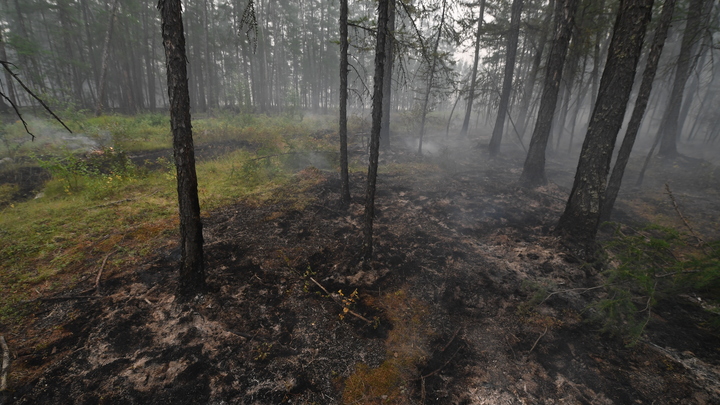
[594,224,720,346]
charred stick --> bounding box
[528,326,548,354]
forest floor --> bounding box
[1,135,720,404]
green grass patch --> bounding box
[0,112,338,328]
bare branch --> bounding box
[0,87,34,140]
[0,61,72,135]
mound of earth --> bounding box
[1,139,719,404]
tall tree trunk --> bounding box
[488,0,524,156]
[601,0,676,223]
[80,0,100,104]
[518,0,555,136]
[460,0,486,138]
[379,0,395,149]
[566,53,590,152]
[520,0,580,187]
[143,1,157,111]
[552,51,579,151]
[363,0,390,262]
[418,0,447,155]
[339,0,351,205]
[0,30,17,106]
[158,0,206,296]
[657,0,708,157]
[95,0,120,116]
[12,0,44,92]
[555,0,654,250]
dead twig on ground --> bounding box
[665,183,706,250]
[34,295,101,302]
[1,335,9,391]
[528,326,548,354]
[92,190,160,209]
[420,342,465,380]
[441,327,462,352]
[249,151,336,162]
[94,251,113,293]
[539,285,608,305]
[308,277,373,325]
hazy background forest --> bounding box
[0,0,716,157]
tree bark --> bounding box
[158,0,206,296]
[657,0,708,157]
[555,0,654,250]
[520,0,579,187]
[380,0,395,149]
[600,0,676,223]
[362,0,390,262]
[488,0,524,156]
[339,0,351,205]
[460,0,486,138]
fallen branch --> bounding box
[94,251,113,293]
[655,270,700,278]
[539,284,608,305]
[22,295,101,304]
[528,326,548,354]
[420,343,464,380]
[0,335,9,391]
[248,150,336,162]
[665,183,706,250]
[441,328,462,352]
[92,190,159,209]
[308,277,373,325]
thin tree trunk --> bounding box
[518,0,555,136]
[95,0,120,116]
[601,0,676,222]
[363,0,390,262]
[143,2,157,111]
[520,0,579,187]
[418,0,447,156]
[460,0,486,138]
[158,0,206,296]
[553,53,578,151]
[488,0,524,156]
[657,0,708,157]
[0,30,17,106]
[339,0,351,205]
[567,53,590,152]
[556,0,654,250]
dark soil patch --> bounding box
[0,165,50,203]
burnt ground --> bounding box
[2,137,720,404]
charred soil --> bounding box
[1,138,719,404]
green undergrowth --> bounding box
[592,224,720,345]
[525,224,720,347]
[0,112,339,327]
